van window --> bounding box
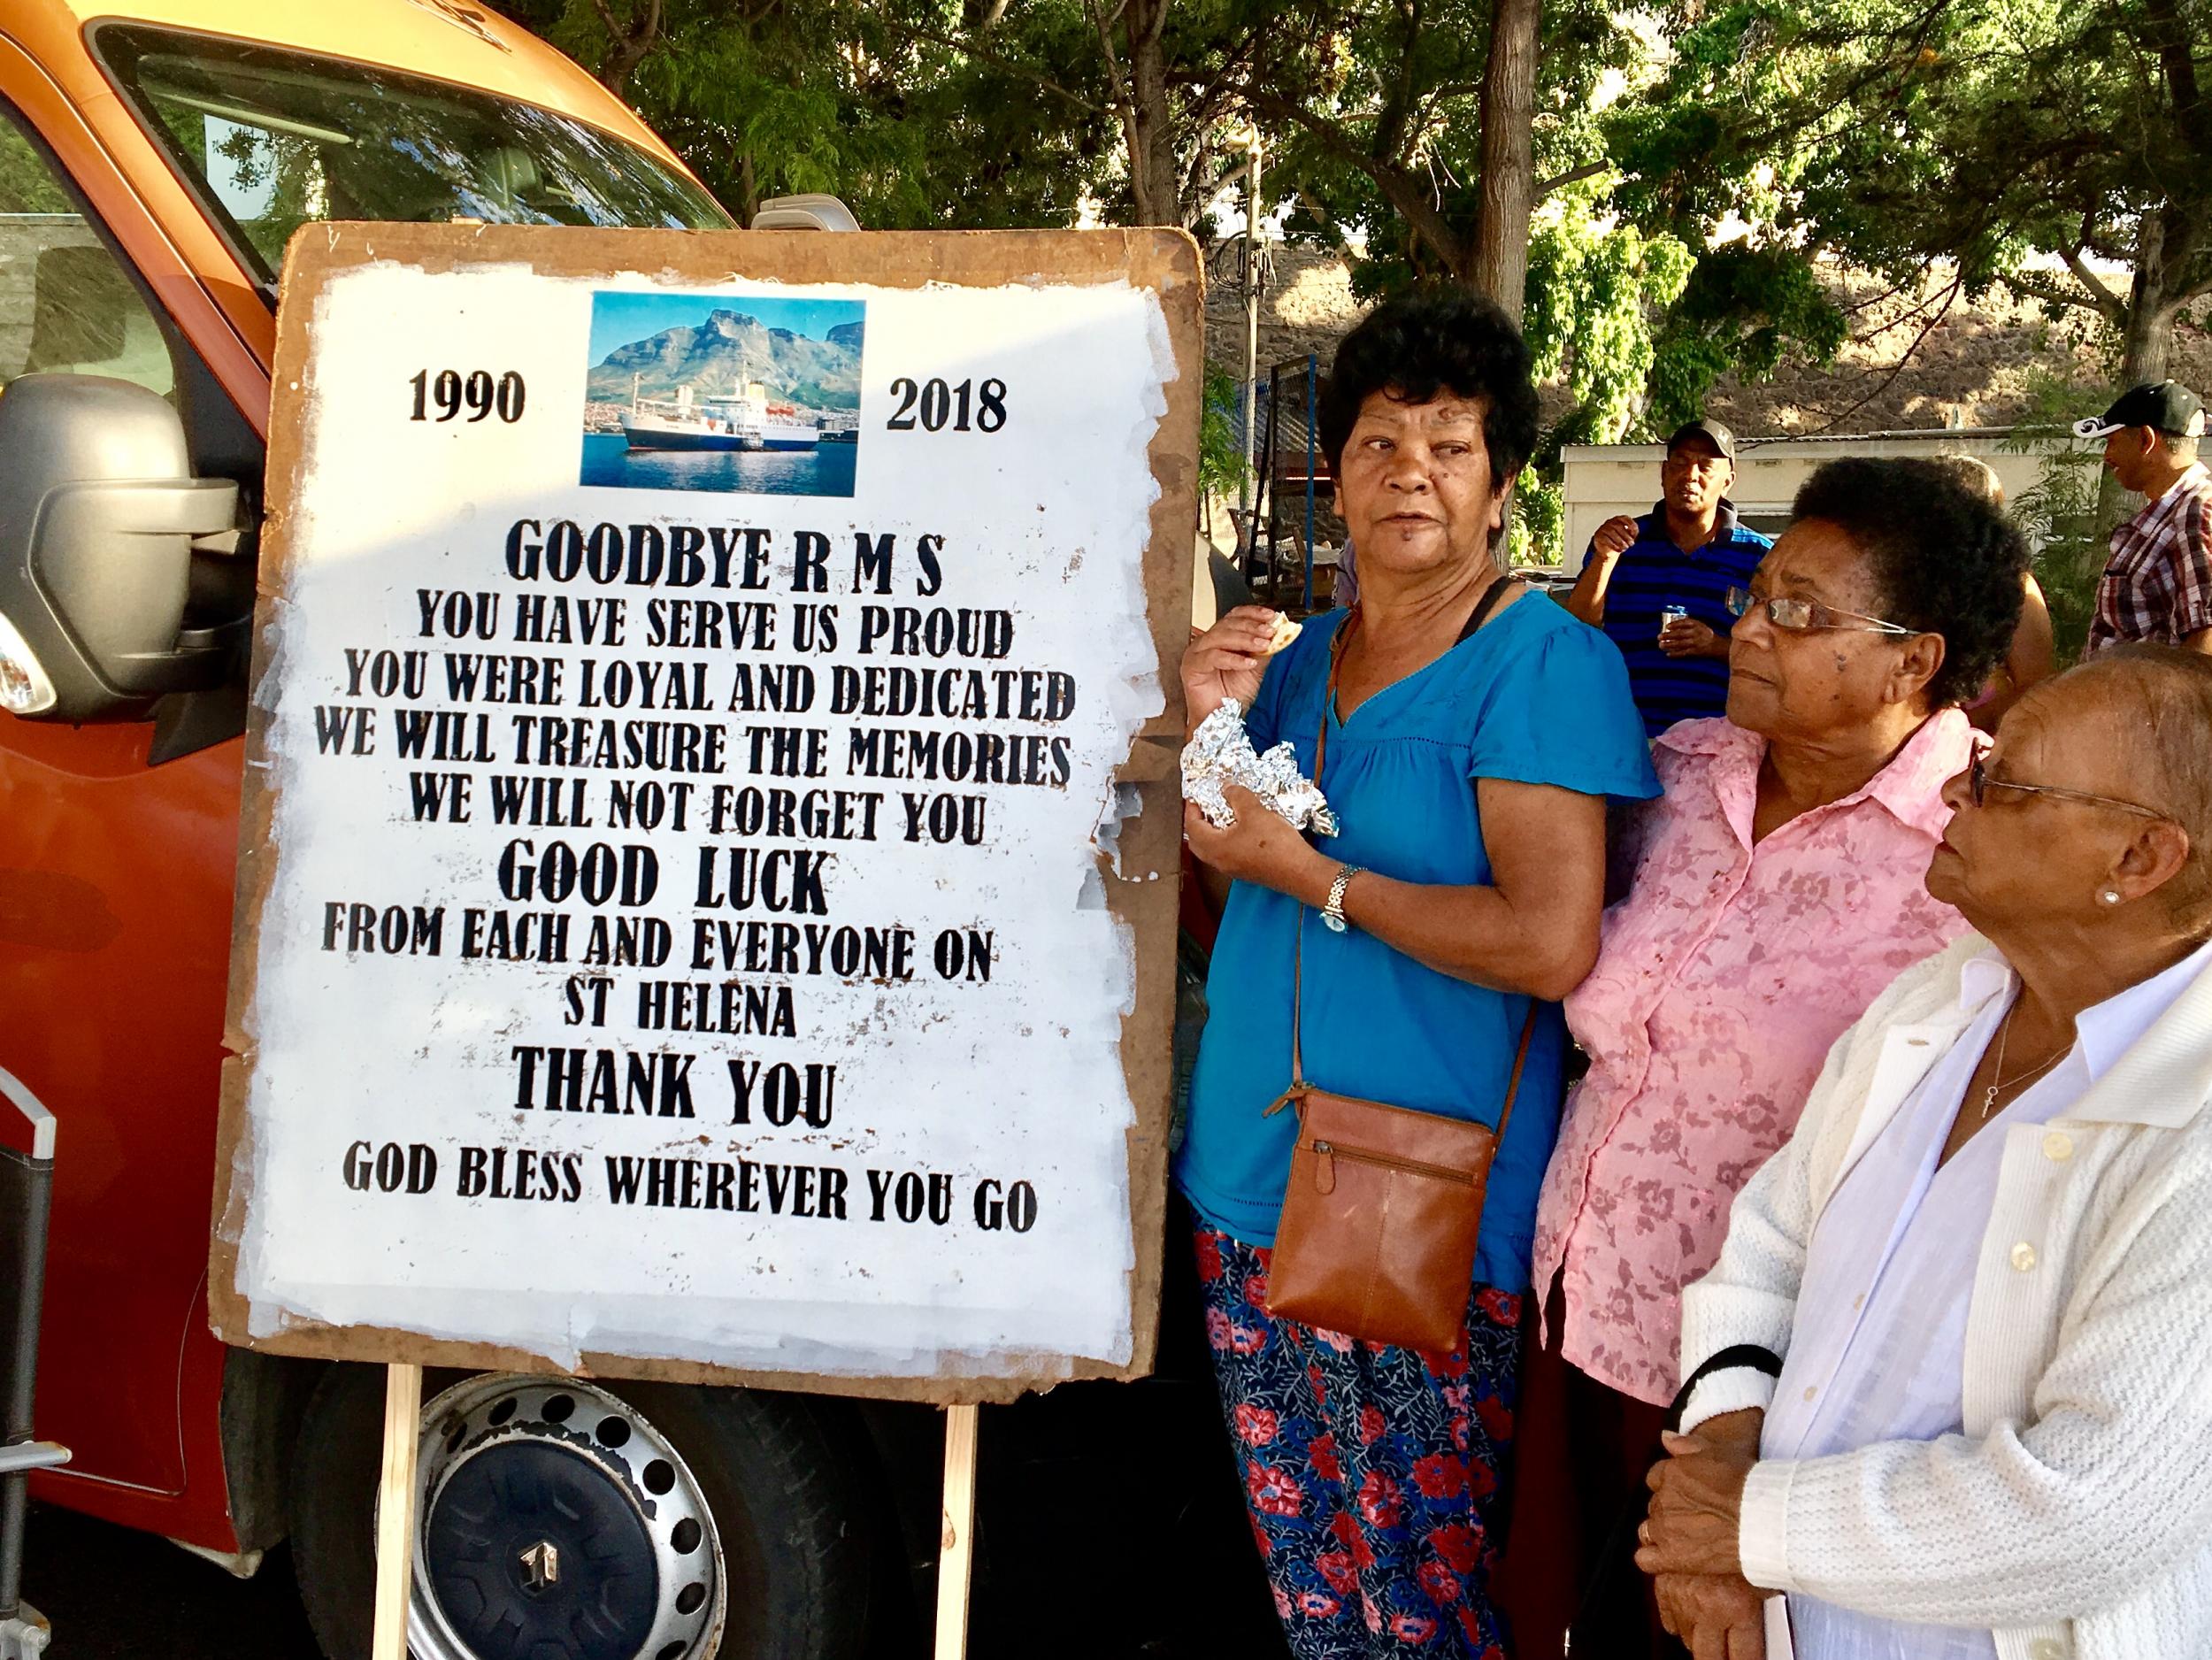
[96,26,733,285]
[0,116,175,396]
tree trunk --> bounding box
[2093,213,2180,543]
[1088,0,1179,225]
[587,0,664,96]
[2122,213,2176,387]
[1126,0,1178,224]
[738,150,760,227]
[1471,0,1540,320]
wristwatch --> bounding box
[1320,865,1364,933]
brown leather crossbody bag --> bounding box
[1261,581,1538,1354]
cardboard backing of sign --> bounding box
[211,223,1198,1404]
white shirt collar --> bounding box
[1956,936,2212,1085]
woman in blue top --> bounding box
[1178,288,1658,1658]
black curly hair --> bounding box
[1790,457,2029,711]
[1316,286,1540,484]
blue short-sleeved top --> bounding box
[1173,595,1661,1292]
[1584,502,1772,737]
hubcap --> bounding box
[409,1376,725,1660]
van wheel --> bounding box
[289,1366,874,1660]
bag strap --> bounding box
[1565,1342,1783,1646]
[1463,567,1517,635]
[1664,1343,1784,1434]
[1311,573,1510,780]
[1491,1005,1538,1143]
[1289,619,1361,1085]
[1290,572,1530,1101]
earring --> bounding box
[2101,889,2123,906]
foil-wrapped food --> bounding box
[1181,702,1339,837]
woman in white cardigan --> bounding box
[1634,644,2212,1660]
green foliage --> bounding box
[2002,369,2119,666]
[1258,0,1636,287]
[0,120,78,213]
[502,0,1863,571]
[1514,178,1700,562]
[1241,0,1861,564]
[1508,472,1563,568]
[1198,361,1251,500]
[505,0,1114,229]
[1525,180,1695,442]
[1628,0,2212,383]
[1643,242,1847,432]
[1245,1,1829,562]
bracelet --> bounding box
[1320,865,1364,933]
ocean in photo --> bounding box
[579,432,859,497]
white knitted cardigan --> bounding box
[1678,932,2212,1660]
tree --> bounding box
[1472,0,1540,319]
[933,0,1262,229]
[582,0,666,93]
[509,0,1116,229]
[510,1,1830,563]
[526,0,1274,234]
[1244,0,1806,534]
[1173,0,1815,384]
[1241,0,1639,319]
[1082,0,1178,223]
[1632,0,2212,395]
[1477,174,1695,558]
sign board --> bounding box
[211,224,1198,1402]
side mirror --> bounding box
[749,194,860,232]
[0,374,244,721]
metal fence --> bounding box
[1,1071,65,1660]
[1228,355,1331,613]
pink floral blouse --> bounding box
[1532,711,1978,1406]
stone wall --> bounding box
[1202,242,1363,378]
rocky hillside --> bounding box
[588,308,862,411]
[1700,274,2212,434]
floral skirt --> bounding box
[1193,1223,1523,1660]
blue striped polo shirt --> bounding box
[1585,501,1772,736]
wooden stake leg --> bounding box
[932,1403,981,1660]
[371,1363,424,1660]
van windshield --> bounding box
[96,26,733,285]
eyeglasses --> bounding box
[1968,752,2172,821]
[1725,587,1917,635]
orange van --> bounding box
[0,7,1259,1656]
[0,5,930,1656]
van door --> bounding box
[0,74,260,1546]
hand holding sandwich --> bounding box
[1182,604,1301,734]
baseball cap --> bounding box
[1665,418,1736,460]
[2073,380,2207,441]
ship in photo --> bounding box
[620,370,821,453]
[581,296,861,496]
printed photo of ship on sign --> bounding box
[578,289,864,497]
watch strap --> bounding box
[1322,865,1363,931]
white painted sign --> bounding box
[214,226,1197,1399]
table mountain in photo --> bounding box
[588,307,863,411]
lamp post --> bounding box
[1235,126,1263,537]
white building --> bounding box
[1555,428,2049,566]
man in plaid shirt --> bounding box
[2078,380,2212,654]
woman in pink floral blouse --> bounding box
[1503,458,2031,1658]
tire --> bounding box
[289,1364,878,1660]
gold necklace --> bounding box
[1980,1000,2072,1119]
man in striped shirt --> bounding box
[2077,380,2212,655]
[1563,419,1772,736]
